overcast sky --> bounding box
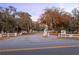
[0,3,78,21]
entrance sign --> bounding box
[61,30,66,34]
[43,25,49,37]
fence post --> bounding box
[7,33,9,37]
[0,34,2,38]
[15,33,17,36]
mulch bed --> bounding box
[49,33,58,36]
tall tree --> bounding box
[15,12,32,32]
[0,6,17,33]
[72,7,79,33]
[39,7,71,32]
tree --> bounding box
[15,12,32,32]
[72,7,79,33]
[0,6,33,33]
[32,21,43,31]
[0,6,17,33]
[39,7,71,32]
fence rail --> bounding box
[58,34,79,38]
[0,33,18,38]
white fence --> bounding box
[0,33,18,38]
[58,34,79,38]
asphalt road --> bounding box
[0,47,79,55]
[0,32,79,55]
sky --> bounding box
[0,3,78,21]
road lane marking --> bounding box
[0,45,79,52]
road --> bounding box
[0,32,79,55]
[0,47,79,55]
